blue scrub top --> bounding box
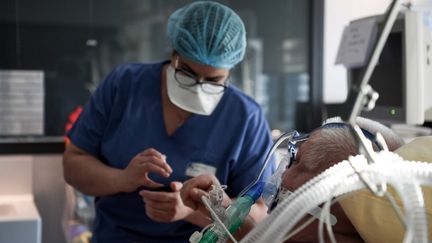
[67,61,275,243]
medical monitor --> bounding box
[345,10,432,125]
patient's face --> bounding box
[281,131,323,191]
[281,128,357,190]
[280,130,363,242]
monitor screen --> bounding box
[347,18,406,125]
[333,10,430,125]
[368,32,403,107]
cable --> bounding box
[287,194,346,242]
[319,193,336,243]
[384,191,407,228]
[237,131,298,198]
[201,196,237,243]
[282,215,315,241]
[282,193,351,242]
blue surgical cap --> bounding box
[167,1,246,69]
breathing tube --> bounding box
[237,131,302,198]
[196,131,305,243]
[196,182,264,243]
[240,151,432,243]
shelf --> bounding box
[0,136,65,154]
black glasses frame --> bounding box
[287,134,309,169]
[173,67,229,95]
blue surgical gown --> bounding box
[67,61,275,243]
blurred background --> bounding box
[1,0,431,242]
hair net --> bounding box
[167,1,246,69]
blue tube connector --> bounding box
[245,181,265,202]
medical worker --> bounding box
[63,1,275,242]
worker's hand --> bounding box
[181,174,231,214]
[139,181,194,222]
[120,148,172,193]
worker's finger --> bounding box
[136,155,173,174]
[138,161,171,178]
[170,181,183,192]
[190,188,209,203]
[141,177,164,188]
[139,148,164,158]
[139,190,177,203]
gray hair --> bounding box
[322,116,405,150]
[301,116,405,171]
[355,117,405,150]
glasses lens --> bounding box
[201,83,225,94]
[174,68,227,94]
[175,71,196,86]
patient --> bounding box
[181,117,405,242]
[279,117,404,242]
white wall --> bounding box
[323,0,391,103]
[33,155,67,243]
[0,156,33,195]
[0,154,67,243]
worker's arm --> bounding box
[184,210,213,227]
[63,143,172,197]
[248,198,268,223]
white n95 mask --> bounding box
[166,65,224,116]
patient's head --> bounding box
[283,117,403,190]
[280,117,404,242]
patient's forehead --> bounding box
[280,133,316,189]
[281,130,329,191]
[296,130,322,160]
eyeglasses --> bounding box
[173,58,229,95]
[286,123,382,170]
[267,124,382,214]
[287,133,309,169]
